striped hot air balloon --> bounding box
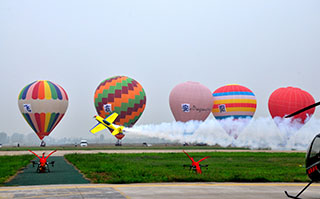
[94,76,146,140]
[212,84,257,138]
[18,80,68,140]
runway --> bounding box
[1,183,319,199]
[5,157,90,186]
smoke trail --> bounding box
[126,117,320,150]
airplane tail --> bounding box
[111,126,124,136]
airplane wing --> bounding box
[104,112,119,124]
[90,123,107,134]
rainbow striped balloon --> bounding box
[18,80,68,140]
[212,84,257,120]
[94,76,146,138]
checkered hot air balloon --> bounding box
[18,80,69,140]
[212,84,257,139]
[94,76,146,140]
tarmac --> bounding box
[5,157,90,186]
[1,182,320,199]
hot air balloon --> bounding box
[169,81,213,122]
[268,86,315,130]
[94,76,146,143]
[212,84,257,139]
[18,80,68,142]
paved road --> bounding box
[1,183,319,199]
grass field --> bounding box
[65,152,308,184]
[0,155,34,184]
[0,145,249,151]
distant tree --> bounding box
[10,133,25,144]
[25,133,40,146]
[0,132,9,144]
[99,134,105,143]
[44,136,56,145]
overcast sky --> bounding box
[0,0,319,139]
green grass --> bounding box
[0,155,34,184]
[65,152,308,184]
[0,145,249,151]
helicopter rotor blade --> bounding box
[285,102,320,118]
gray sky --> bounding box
[0,0,319,139]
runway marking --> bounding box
[17,192,78,199]
[113,187,131,199]
[0,183,319,192]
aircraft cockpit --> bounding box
[285,133,320,198]
[306,134,320,181]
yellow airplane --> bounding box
[90,112,125,136]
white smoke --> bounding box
[126,117,320,150]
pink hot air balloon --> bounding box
[169,81,213,122]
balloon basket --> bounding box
[115,140,122,146]
[40,140,46,147]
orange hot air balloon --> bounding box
[18,80,68,140]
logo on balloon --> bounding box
[190,105,212,113]
[23,104,32,113]
[181,104,190,112]
[218,104,226,113]
[104,104,112,113]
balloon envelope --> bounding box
[94,76,146,139]
[268,86,315,127]
[169,81,213,122]
[212,84,257,119]
[18,80,68,140]
[212,84,257,138]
